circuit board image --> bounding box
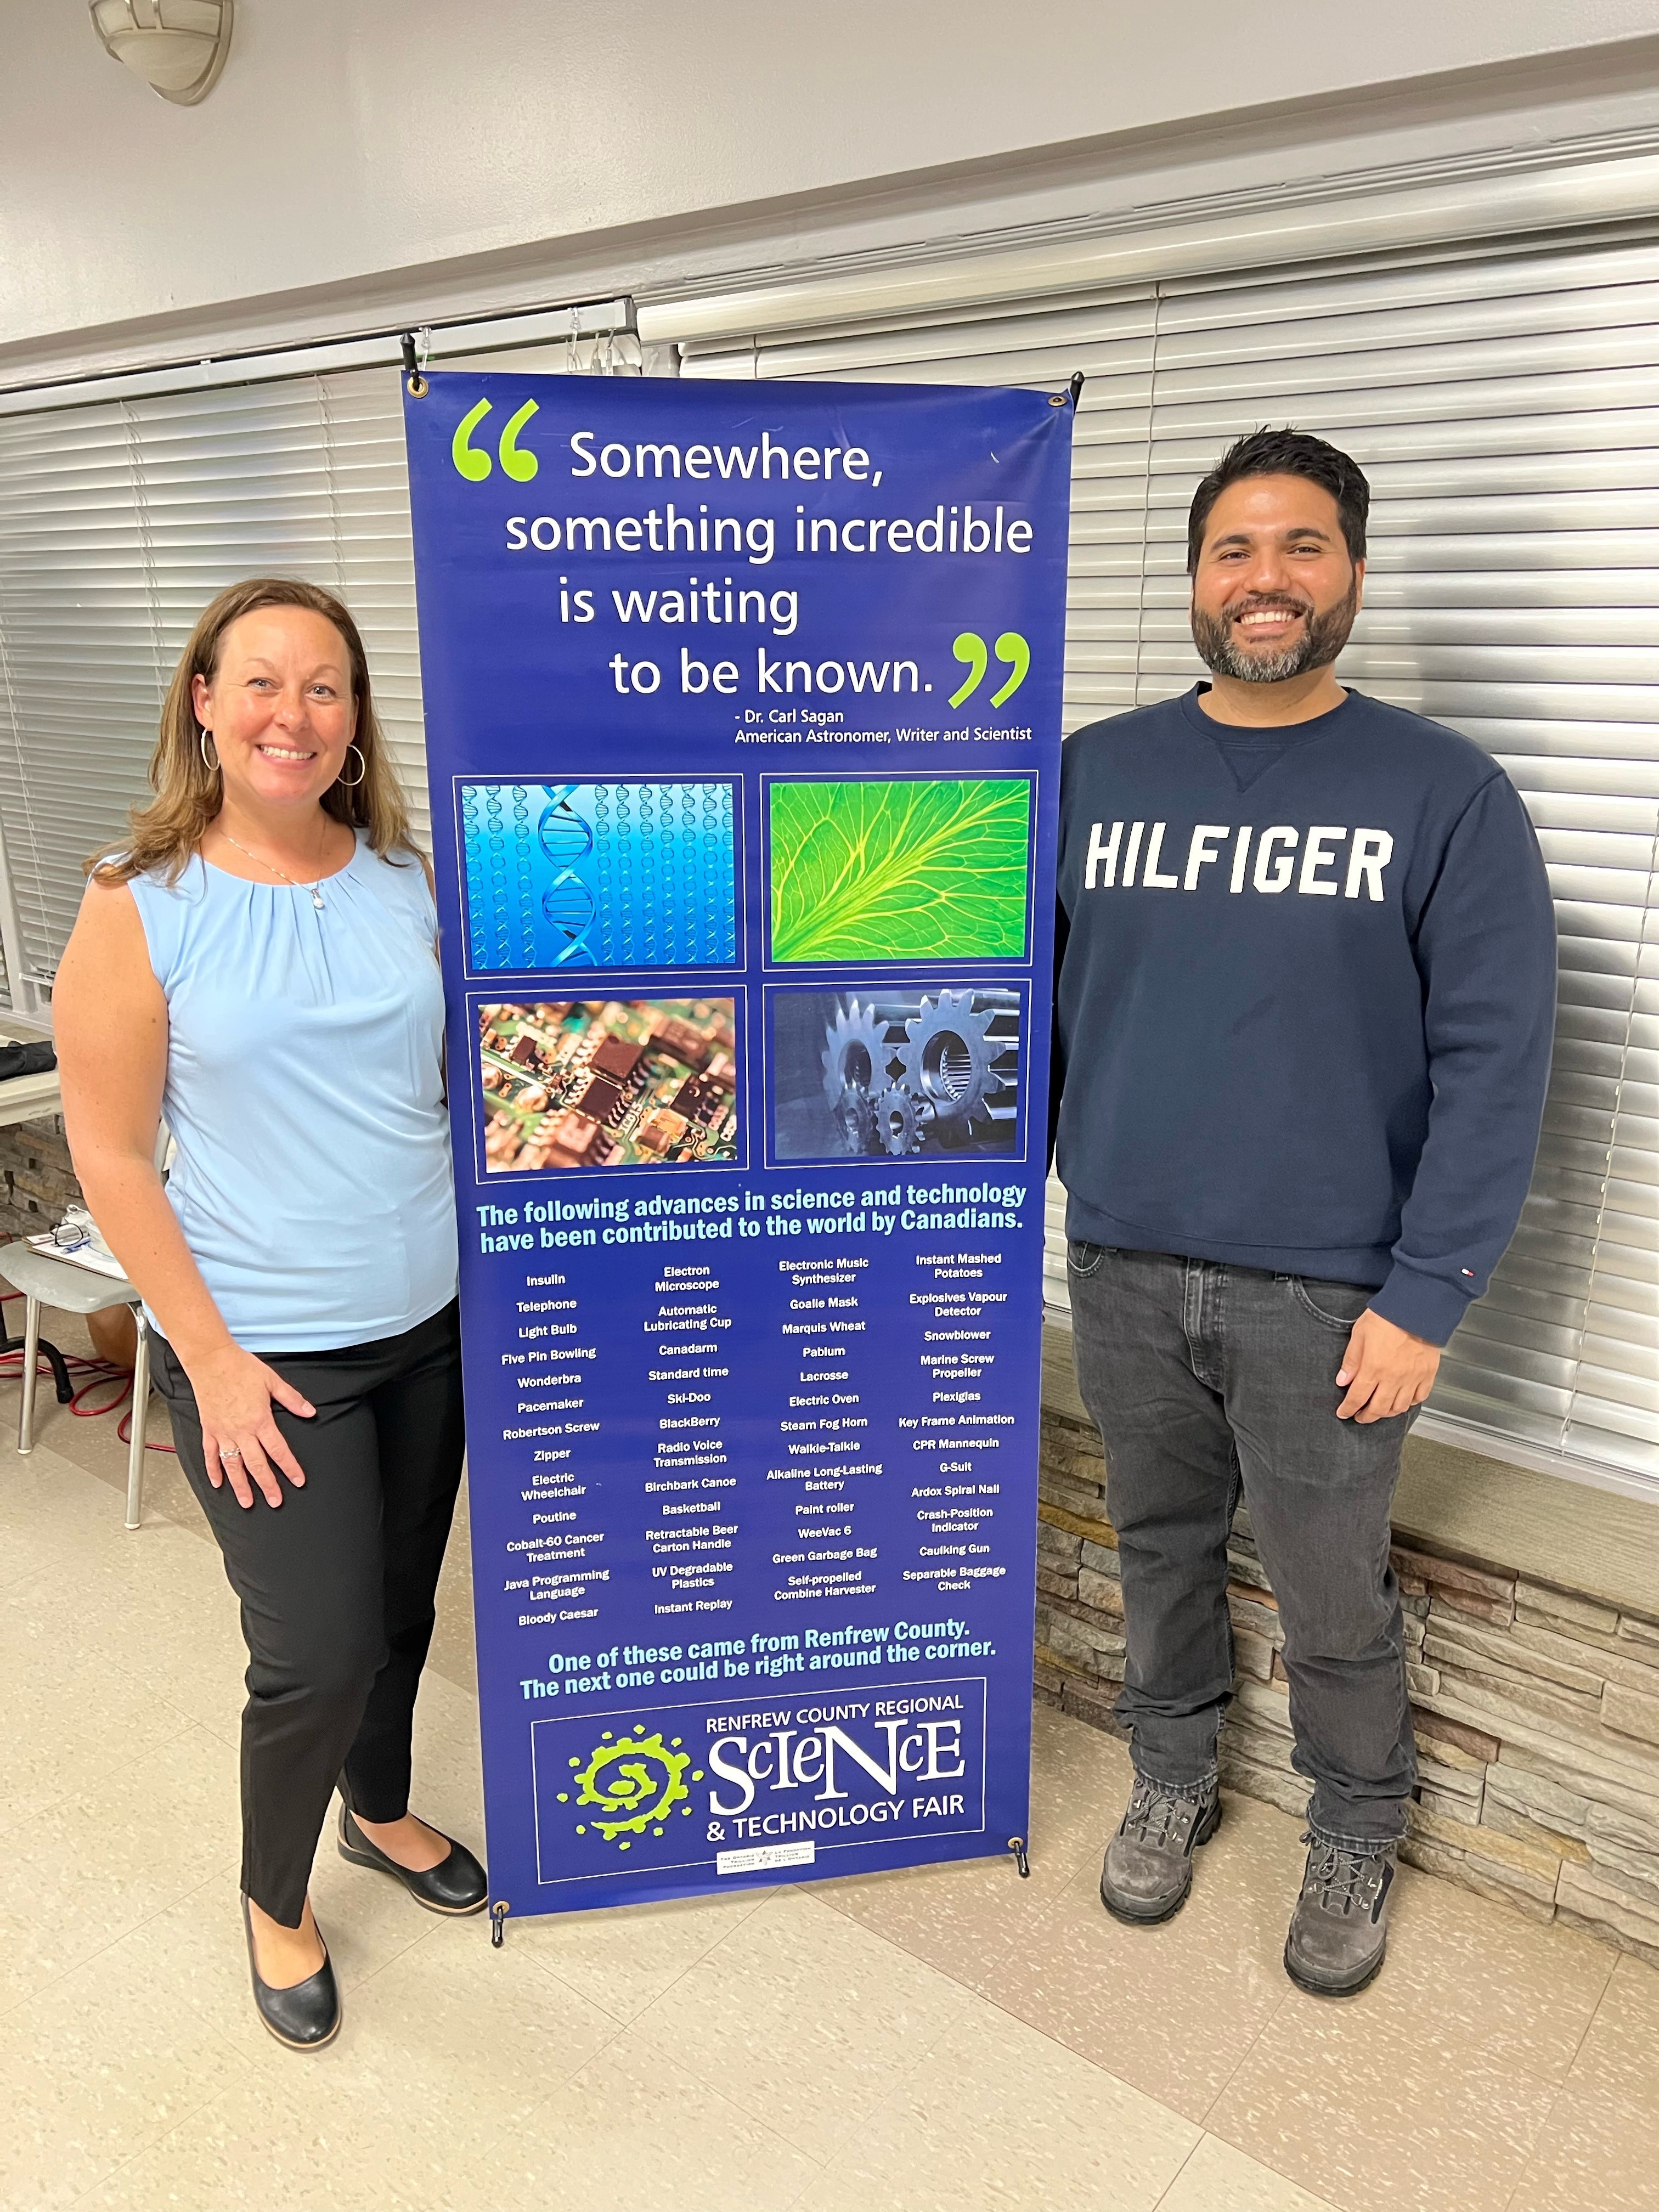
[479,999,738,1172]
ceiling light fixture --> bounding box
[89,0,234,106]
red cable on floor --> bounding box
[72,1365,179,1453]
[0,1351,109,1380]
[70,1369,132,1417]
[0,1235,176,1452]
[116,1407,172,1449]
[0,1346,178,1453]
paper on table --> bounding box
[27,1203,129,1282]
[25,1237,129,1282]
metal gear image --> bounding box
[903,989,1021,1146]
[872,1084,924,1156]
[781,988,1023,1161]
[820,998,908,1118]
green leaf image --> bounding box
[769,778,1030,963]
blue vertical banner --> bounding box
[404,370,1074,1916]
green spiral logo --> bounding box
[557,1728,703,1850]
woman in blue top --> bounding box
[57,578,484,2053]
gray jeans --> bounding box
[1066,1244,1417,1846]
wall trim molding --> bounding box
[1410,1411,1659,1509]
[640,127,1659,348]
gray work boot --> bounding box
[1284,1833,1397,1996]
[1099,1771,1222,1926]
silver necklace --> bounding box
[217,828,331,909]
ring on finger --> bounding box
[219,1444,243,1462]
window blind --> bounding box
[681,233,1659,1492]
[0,324,639,1005]
[0,373,424,992]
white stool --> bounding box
[0,1245,151,1529]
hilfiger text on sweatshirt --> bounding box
[1083,820,1394,899]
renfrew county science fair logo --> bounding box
[555,1726,705,1850]
[531,1683,989,1888]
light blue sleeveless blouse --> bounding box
[127,834,459,1352]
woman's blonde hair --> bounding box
[88,578,420,885]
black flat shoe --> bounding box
[338,1804,489,1915]
[240,1894,340,2051]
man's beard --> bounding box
[1191,583,1358,684]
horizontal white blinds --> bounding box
[0,372,423,983]
[684,232,1659,1490]
[0,333,628,991]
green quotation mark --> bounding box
[451,397,540,482]
[950,631,1031,710]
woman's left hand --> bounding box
[188,1340,316,1508]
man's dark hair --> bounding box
[1186,427,1369,575]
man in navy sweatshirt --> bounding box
[1053,427,1556,1996]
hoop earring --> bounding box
[336,744,367,789]
[199,729,221,774]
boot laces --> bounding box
[1301,1833,1389,1918]
[1124,1775,1205,1850]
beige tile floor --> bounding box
[4,1347,1657,2212]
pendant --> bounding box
[311,890,325,910]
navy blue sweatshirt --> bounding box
[1053,685,1557,1346]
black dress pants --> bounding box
[153,1299,466,1926]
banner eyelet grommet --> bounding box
[402,330,429,399]
[490,1899,511,1946]
[1008,1835,1031,1878]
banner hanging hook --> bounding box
[402,329,430,399]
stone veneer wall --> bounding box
[1038,1404,1659,1970]
[0,1115,80,1235]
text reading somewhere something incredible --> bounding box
[1085,822,1395,900]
